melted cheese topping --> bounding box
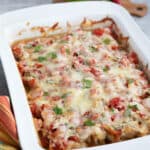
[12,22,150,150]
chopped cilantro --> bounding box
[84,119,95,126]
[127,78,134,84]
[111,108,115,112]
[47,52,57,59]
[103,38,111,45]
[61,92,70,99]
[82,79,92,88]
[128,104,139,111]
[34,45,42,52]
[37,56,47,62]
[59,40,67,43]
[53,106,63,115]
[103,66,109,72]
[66,48,70,54]
[44,92,49,96]
[124,108,131,117]
[89,46,98,52]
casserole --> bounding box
[0,1,150,150]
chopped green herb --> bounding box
[61,92,71,99]
[128,104,139,111]
[53,106,63,115]
[66,48,70,54]
[111,108,115,113]
[82,79,92,88]
[47,52,57,59]
[103,66,109,72]
[84,119,95,126]
[34,45,42,52]
[124,108,131,117]
[127,78,134,84]
[44,92,49,96]
[89,46,98,52]
[103,38,111,45]
[37,56,47,62]
[69,126,74,129]
[59,40,67,43]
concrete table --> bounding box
[0,0,150,95]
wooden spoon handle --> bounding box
[120,0,148,17]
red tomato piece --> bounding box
[111,45,119,50]
[128,51,139,64]
[68,136,79,142]
[108,97,124,111]
[92,28,104,36]
[12,46,22,59]
[90,67,101,77]
[51,96,61,101]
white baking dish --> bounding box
[0,1,150,150]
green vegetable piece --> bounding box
[103,38,111,45]
[127,78,134,84]
[124,108,131,117]
[61,92,70,99]
[44,92,49,96]
[84,119,95,126]
[89,46,98,52]
[103,66,109,72]
[37,56,47,62]
[34,45,42,52]
[82,79,92,88]
[66,48,70,54]
[128,104,139,111]
[47,52,57,59]
[53,106,63,115]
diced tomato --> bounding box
[78,56,84,64]
[31,41,39,47]
[68,136,79,142]
[90,88,97,96]
[40,135,49,148]
[91,113,99,120]
[30,103,41,118]
[138,112,146,118]
[12,46,22,59]
[128,51,139,64]
[88,59,96,66]
[90,67,101,77]
[61,75,71,86]
[18,63,25,76]
[108,97,125,111]
[60,46,66,55]
[23,78,37,89]
[35,63,43,68]
[111,45,119,50]
[111,115,116,121]
[92,28,104,36]
[51,96,61,101]
[46,39,53,46]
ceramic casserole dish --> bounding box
[0,1,150,150]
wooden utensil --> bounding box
[120,0,148,17]
[53,0,148,17]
